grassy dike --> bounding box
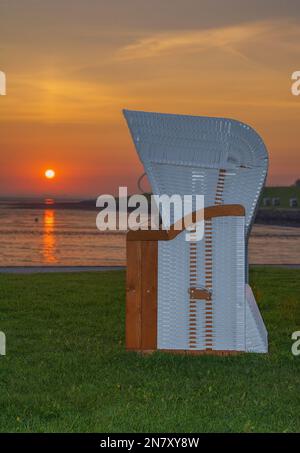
[0,268,299,432]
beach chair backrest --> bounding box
[123,110,268,231]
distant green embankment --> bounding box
[256,186,300,226]
[259,186,300,209]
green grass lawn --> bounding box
[0,268,299,433]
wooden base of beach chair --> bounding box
[126,239,158,351]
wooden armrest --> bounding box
[127,203,245,241]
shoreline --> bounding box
[255,208,300,228]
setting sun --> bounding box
[45,169,56,179]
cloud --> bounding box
[115,20,300,61]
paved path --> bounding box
[0,266,126,274]
[251,264,300,269]
[0,264,299,274]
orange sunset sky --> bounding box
[0,0,300,198]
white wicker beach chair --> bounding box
[124,110,268,354]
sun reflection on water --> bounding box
[43,209,57,264]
